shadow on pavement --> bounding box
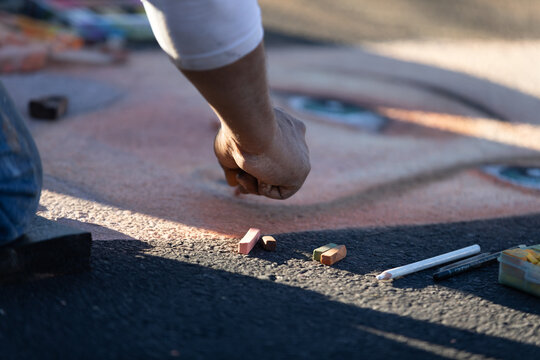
[0,222,538,359]
[267,213,540,316]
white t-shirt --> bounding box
[141,0,264,70]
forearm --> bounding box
[142,0,273,153]
[181,43,276,154]
[142,0,310,199]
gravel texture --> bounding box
[0,214,539,359]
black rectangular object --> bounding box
[28,95,68,120]
[0,216,92,277]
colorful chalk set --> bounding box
[498,245,540,297]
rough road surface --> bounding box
[0,215,539,359]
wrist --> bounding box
[218,107,277,155]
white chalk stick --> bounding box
[376,244,481,280]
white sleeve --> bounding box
[141,0,264,71]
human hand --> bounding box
[214,108,310,200]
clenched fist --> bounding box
[214,108,310,200]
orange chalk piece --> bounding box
[238,228,261,255]
[261,236,277,251]
[320,245,347,266]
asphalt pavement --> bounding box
[0,213,538,359]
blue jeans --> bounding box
[0,81,42,245]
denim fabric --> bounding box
[0,81,42,244]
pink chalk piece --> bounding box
[238,228,261,255]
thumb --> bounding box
[221,166,240,187]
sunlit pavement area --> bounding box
[1,1,540,358]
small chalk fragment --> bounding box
[313,243,338,261]
[261,236,276,251]
[238,228,261,255]
[320,245,347,266]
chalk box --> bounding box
[498,245,540,298]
